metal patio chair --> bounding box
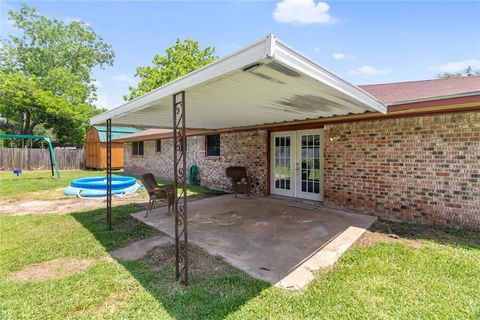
[225,166,252,198]
[140,173,174,217]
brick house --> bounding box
[92,35,480,229]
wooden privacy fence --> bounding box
[0,148,85,171]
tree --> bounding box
[0,70,102,146]
[437,65,480,79]
[0,4,114,146]
[125,39,217,100]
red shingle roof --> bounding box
[359,76,480,105]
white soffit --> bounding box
[90,35,386,129]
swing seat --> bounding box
[13,169,22,176]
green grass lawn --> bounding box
[0,170,106,200]
[0,170,223,201]
[0,170,479,319]
[1,207,479,319]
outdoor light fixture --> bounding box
[243,63,262,72]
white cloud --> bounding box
[112,74,134,83]
[332,52,355,60]
[432,59,480,73]
[313,47,321,53]
[91,80,110,109]
[349,65,392,76]
[63,17,90,26]
[273,0,336,25]
[94,92,109,109]
[92,79,103,89]
[332,52,347,60]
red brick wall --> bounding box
[323,111,480,229]
[124,129,268,194]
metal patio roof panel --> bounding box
[90,35,387,129]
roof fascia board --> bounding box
[387,91,480,106]
[90,36,272,125]
[273,40,387,114]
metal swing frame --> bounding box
[0,134,61,179]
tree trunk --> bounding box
[18,110,24,135]
[24,110,31,135]
[27,121,38,135]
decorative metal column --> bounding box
[106,118,112,230]
[173,91,188,285]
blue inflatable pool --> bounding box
[64,176,142,197]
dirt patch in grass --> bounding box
[95,290,133,315]
[145,245,228,275]
[360,219,480,248]
[9,258,93,282]
[0,196,149,216]
[72,285,133,317]
[143,244,230,292]
[0,198,105,216]
[358,230,424,249]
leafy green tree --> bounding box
[0,4,114,146]
[0,70,101,146]
[125,39,217,100]
[437,66,480,79]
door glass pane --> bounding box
[300,134,321,194]
[274,135,291,191]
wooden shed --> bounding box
[85,126,142,169]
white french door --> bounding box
[271,130,323,201]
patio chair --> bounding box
[140,173,174,217]
[225,166,252,198]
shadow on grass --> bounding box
[370,218,480,249]
[72,203,268,320]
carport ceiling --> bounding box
[91,35,387,129]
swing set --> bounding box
[0,134,61,179]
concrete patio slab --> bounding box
[132,194,376,290]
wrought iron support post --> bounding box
[173,91,188,285]
[106,118,112,230]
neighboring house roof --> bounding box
[113,128,208,143]
[359,76,480,105]
[93,126,142,142]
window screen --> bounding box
[132,141,144,156]
[156,140,161,153]
[206,134,220,157]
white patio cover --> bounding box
[90,35,386,129]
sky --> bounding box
[1,0,479,110]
